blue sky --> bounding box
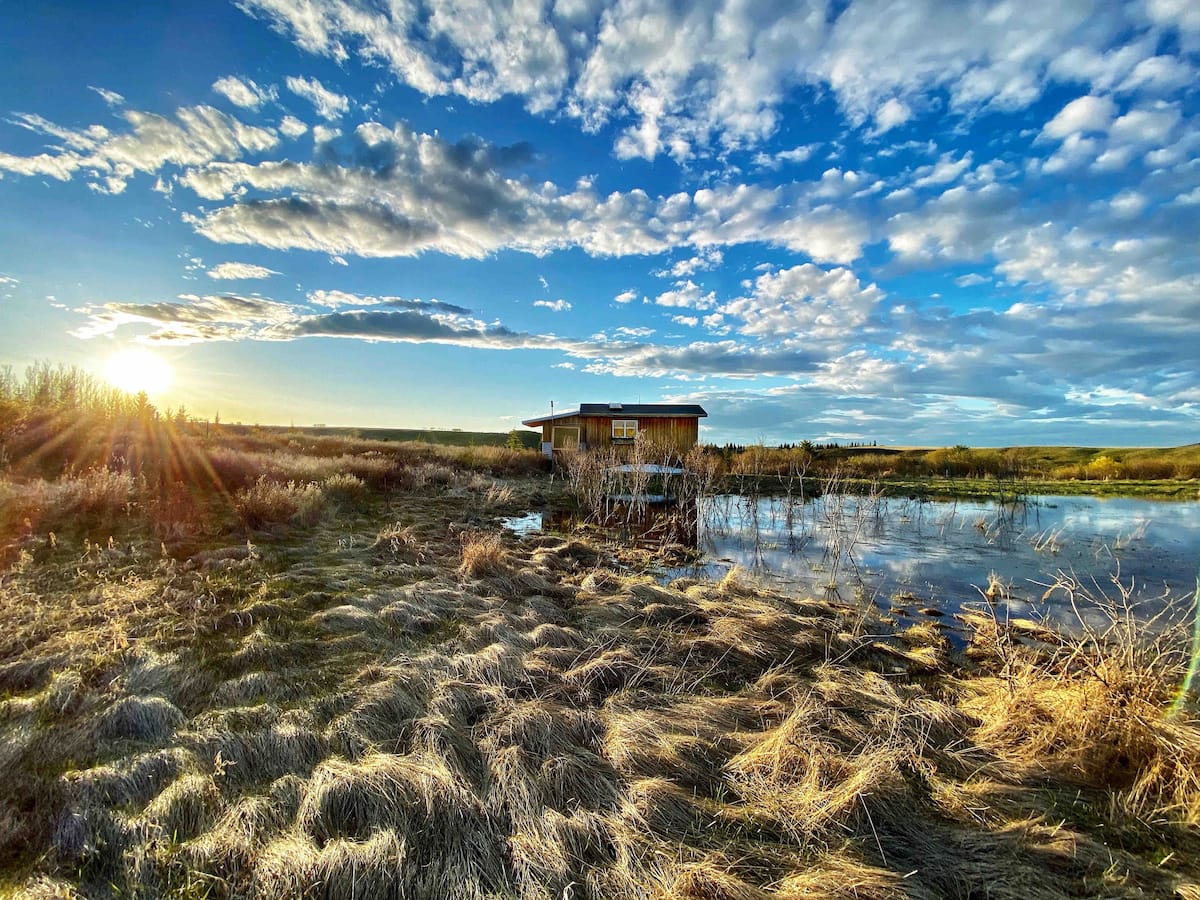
[1,0,1198,446]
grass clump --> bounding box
[234,477,327,528]
[458,531,508,577]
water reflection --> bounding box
[696,493,1200,627]
[504,492,1200,630]
[505,499,699,550]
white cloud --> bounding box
[89,86,125,106]
[306,289,471,313]
[213,76,277,109]
[311,124,341,144]
[286,75,350,120]
[954,273,989,287]
[657,248,724,278]
[0,104,279,192]
[721,263,885,342]
[177,121,871,263]
[1042,95,1117,139]
[534,299,572,312]
[238,0,1165,159]
[872,98,913,134]
[1118,55,1194,93]
[653,280,717,310]
[671,315,699,327]
[614,289,638,304]
[911,151,973,189]
[206,261,281,279]
[752,144,819,170]
[278,115,308,138]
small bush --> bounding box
[323,472,367,501]
[235,478,327,528]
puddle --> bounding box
[500,512,544,536]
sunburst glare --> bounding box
[103,348,172,396]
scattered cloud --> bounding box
[533,299,572,312]
[177,121,871,263]
[236,0,1181,159]
[285,75,350,120]
[721,263,885,343]
[657,248,724,279]
[306,289,471,314]
[278,115,308,138]
[1042,95,1117,140]
[213,75,277,110]
[89,86,125,106]
[872,98,913,135]
[614,289,638,304]
[653,280,717,310]
[752,144,819,170]
[205,261,281,280]
[0,104,279,193]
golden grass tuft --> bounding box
[965,659,1200,822]
[458,531,508,576]
[143,773,222,841]
[727,692,912,844]
[661,857,768,900]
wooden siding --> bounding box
[539,415,699,453]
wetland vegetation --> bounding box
[1,364,1198,898]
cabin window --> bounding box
[551,426,580,450]
[612,419,638,439]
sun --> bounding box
[104,348,173,396]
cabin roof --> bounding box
[522,403,707,427]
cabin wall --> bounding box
[541,416,583,449]
[540,415,700,453]
[585,416,698,452]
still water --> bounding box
[508,493,1200,629]
[694,493,1200,628]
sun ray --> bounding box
[103,349,172,396]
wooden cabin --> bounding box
[522,403,707,457]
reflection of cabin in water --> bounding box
[522,403,707,458]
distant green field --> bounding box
[251,424,544,449]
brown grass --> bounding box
[2,417,1198,899]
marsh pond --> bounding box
[508,492,1200,631]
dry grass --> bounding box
[2,423,1198,899]
[234,477,327,528]
[458,531,509,577]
